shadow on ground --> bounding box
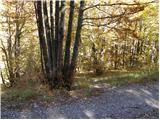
[1,81,159,119]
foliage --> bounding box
[0,0,158,93]
[0,1,40,86]
[78,2,158,73]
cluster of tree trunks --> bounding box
[34,0,85,90]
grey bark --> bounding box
[68,1,85,89]
[63,1,75,82]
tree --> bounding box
[1,1,31,86]
[0,0,157,90]
[34,0,85,90]
[78,0,158,71]
[0,1,39,87]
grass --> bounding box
[1,81,59,102]
[1,87,38,101]
[1,65,158,101]
[73,65,159,89]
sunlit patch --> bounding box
[92,85,101,88]
[84,110,94,118]
[125,88,159,109]
[141,89,152,95]
[145,99,159,108]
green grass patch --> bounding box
[1,88,38,100]
[73,65,159,89]
[1,83,55,103]
[1,65,158,101]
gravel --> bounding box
[1,81,159,119]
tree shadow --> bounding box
[1,81,159,119]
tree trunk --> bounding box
[35,1,50,82]
[43,1,53,76]
[63,1,75,84]
[50,0,55,74]
[59,1,65,70]
[67,1,85,89]
[35,0,85,90]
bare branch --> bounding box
[83,11,137,20]
[83,1,157,11]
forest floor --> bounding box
[1,80,159,119]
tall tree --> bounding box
[0,1,37,86]
[63,1,75,87]
[35,0,85,90]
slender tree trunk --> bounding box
[35,1,50,82]
[1,71,5,85]
[63,1,74,83]
[14,21,21,79]
[52,1,60,88]
[55,1,66,87]
[55,1,59,68]
[43,1,53,76]
[67,1,85,89]
[59,1,65,70]
[50,0,55,75]
[7,16,15,86]
[114,44,118,69]
[122,45,125,68]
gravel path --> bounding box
[1,81,159,119]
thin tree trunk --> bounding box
[55,1,59,67]
[67,1,85,89]
[59,1,65,70]
[43,1,52,75]
[34,1,50,82]
[14,22,20,79]
[7,16,15,86]
[50,0,55,74]
[54,1,66,87]
[1,71,5,85]
[63,1,74,82]
[53,1,60,87]
[114,44,118,69]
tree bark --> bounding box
[63,0,74,84]
[43,1,53,75]
[50,0,55,73]
[58,1,65,70]
[35,0,85,90]
[68,1,85,89]
[35,1,50,82]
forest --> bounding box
[0,0,159,119]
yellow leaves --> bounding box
[136,31,145,37]
[93,27,100,32]
[128,5,144,13]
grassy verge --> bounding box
[1,82,54,103]
[1,65,158,101]
[1,88,37,100]
[73,65,159,89]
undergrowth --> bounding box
[1,65,158,101]
[74,65,158,89]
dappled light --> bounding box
[2,80,157,119]
[83,110,95,118]
[125,87,159,109]
[0,0,158,119]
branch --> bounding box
[83,11,134,20]
[83,0,157,11]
